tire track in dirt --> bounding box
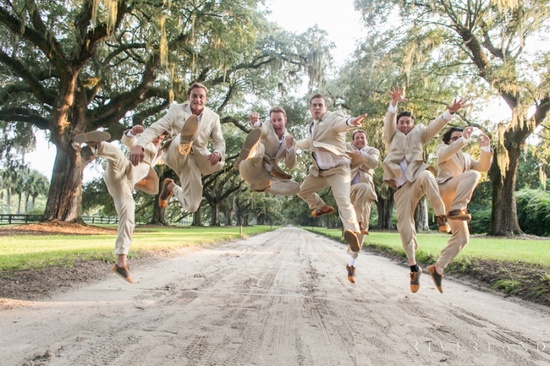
[1,227,549,365]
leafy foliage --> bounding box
[516,189,550,236]
[0,0,334,222]
[351,0,550,235]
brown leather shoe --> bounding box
[311,205,335,217]
[112,265,134,284]
[436,215,450,233]
[158,178,174,208]
[344,229,361,252]
[178,115,199,155]
[427,265,443,293]
[410,267,422,293]
[250,179,272,192]
[346,264,356,283]
[358,222,369,235]
[448,208,472,221]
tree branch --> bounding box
[0,108,50,129]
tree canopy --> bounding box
[0,0,333,222]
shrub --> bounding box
[516,189,550,236]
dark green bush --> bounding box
[516,189,550,236]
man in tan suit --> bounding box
[74,126,168,283]
[428,126,492,293]
[297,94,367,261]
[235,107,300,195]
[345,130,380,283]
[129,83,226,213]
[383,87,467,293]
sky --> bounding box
[263,0,363,67]
[26,0,364,181]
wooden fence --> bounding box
[0,214,119,225]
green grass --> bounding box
[307,228,550,267]
[0,225,275,271]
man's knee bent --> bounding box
[417,169,436,182]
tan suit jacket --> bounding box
[121,133,160,195]
[258,120,296,170]
[137,102,225,176]
[347,142,379,201]
[383,110,451,183]
[296,110,355,176]
[436,141,493,183]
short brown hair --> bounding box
[396,111,415,124]
[187,82,208,96]
[309,94,326,105]
[269,106,287,117]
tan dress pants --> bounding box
[95,142,148,255]
[239,143,300,196]
[346,183,376,258]
[394,170,446,265]
[298,165,360,233]
[436,170,481,268]
[163,134,203,213]
[350,182,376,232]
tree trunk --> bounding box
[16,193,22,214]
[192,207,203,226]
[224,208,233,226]
[489,142,522,236]
[211,203,220,226]
[25,194,31,213]
[5,189,11,215]
[376,193,395,230]
[414,197,429,232]
[149,198,167,225]
[42,148,84,222]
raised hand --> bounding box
[463,126,476,140]
[389,87,408,107]
[478,134,490,147]
[447,98,468,114]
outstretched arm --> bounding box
[423,98,469,143]
[122,125,145,149]
[384,87,407,145]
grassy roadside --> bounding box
[0,224,277,303]
[0,225,275,272]
[308,228,550,307]
[1,224,548,307]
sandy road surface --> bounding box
[1,227,549,365]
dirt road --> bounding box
[1,227,549,365]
